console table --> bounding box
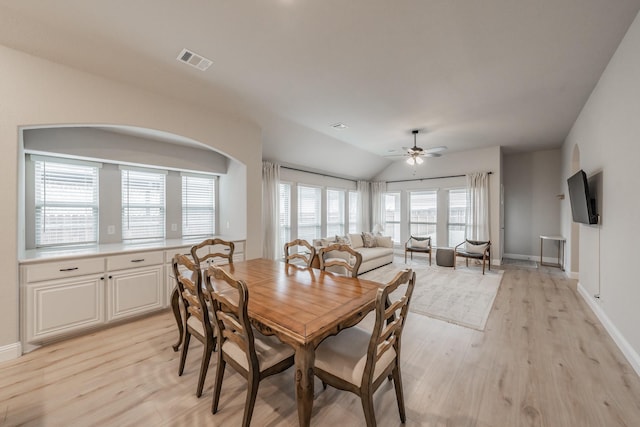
[539,235,565,270]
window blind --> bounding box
[297,185,321,242]
[121,168,166,242]
[448,188,467,245]
[326,189,345,236]
[182,174,215,238]
[409,190,437,242]
[383,192,401,243]
[34,158,99,247]
[279,183,291,246]
[349,191,359,233]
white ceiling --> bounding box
[0,1,639,179]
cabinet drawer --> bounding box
[107,251,163,271]
[23,258,105,283]
[233,241,245,254]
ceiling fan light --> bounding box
[415,156,424,165]
[406,157,415,165]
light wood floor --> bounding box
[2,263,640,426]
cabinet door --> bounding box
[25,275,104,344]
[107,266,163,322]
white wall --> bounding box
[504,149,562,259]
[0,44,262,349]
[561,11,640,363]
[375,146,502,262]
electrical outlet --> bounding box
[107,225,115,235]
[171,223,178,232]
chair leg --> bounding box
[211,352,226,414]
[404,251,407,263]
[392,365,406,423]
[360,390,377,427]
[178,331,191,376]
[429,251,432,266]
[242,372,260,427]
[196,339,213,398]
[171,288,183,352]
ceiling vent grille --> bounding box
[176,48,212,71]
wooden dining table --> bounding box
[171,258,382,426]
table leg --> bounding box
[294,344,314,427]
[170,287,183,352]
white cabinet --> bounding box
[107,265,164,321]
[24,273,104,344]
[21,257,106,347]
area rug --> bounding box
[360,263,504,331]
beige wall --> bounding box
[0,45,262,348]
[561,11,640,365]
[503,149,562,258]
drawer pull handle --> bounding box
[131,259,145,263]
[59,267,79,272]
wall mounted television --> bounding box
[567,169,598,225]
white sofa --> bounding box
[313,233,394,275]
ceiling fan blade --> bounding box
[424,145,447,154]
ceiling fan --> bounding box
[387,130,447,165]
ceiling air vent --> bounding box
[177,48,212,71]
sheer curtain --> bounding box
[465,172,490,241]
[356,180,370,233]
[262,161,280,259]
[371,181,387,233]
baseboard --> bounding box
[567,271,579,280]
[577,282,640,378]
[503,252,560,264]
[0,342,22,363]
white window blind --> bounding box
[448,188,467,246]
[383,192,401,243]
[121,168,166,242]
[409,190,437,242]
[326,189,345,236]
[297,185,321,243]
[349,191,359,233]
[279,183,291,246]
[182,174,215,238]
[34,158,99,247]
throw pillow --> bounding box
[336,235,350,245]
[466,242,488,253]
[375,236,393,248]
[349,233,364,248]
[410,237,430,248]
[362,232,376,248]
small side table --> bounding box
[540,235,565,270]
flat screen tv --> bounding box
[567,170,598,224]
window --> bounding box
[348,191,359,233]
[448,188,467,246]
[279,183,291,246]
[34,157,100,247]
[326,189,345,236]
[298,185,321,243]
[409,191,437,243]
[182,173,216,238]
[121,168,166,242]
[383,192,401,243]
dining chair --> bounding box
[172,254,216,398]
[313,268,416,427]
[284,238,316,267]
[318,243,363,278]
[205,265,295,427]
[191,238,235,268]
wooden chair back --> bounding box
[172,254,214,338]
[191,238,235,267]
[205,265,258,373]
[284,239,316,267]
[364,269,416,386]
[318,243,363,278]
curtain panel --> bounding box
[465,172,490,241]
[356,180,370,233]
[262,161,280,259]
[371,181,387,233]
